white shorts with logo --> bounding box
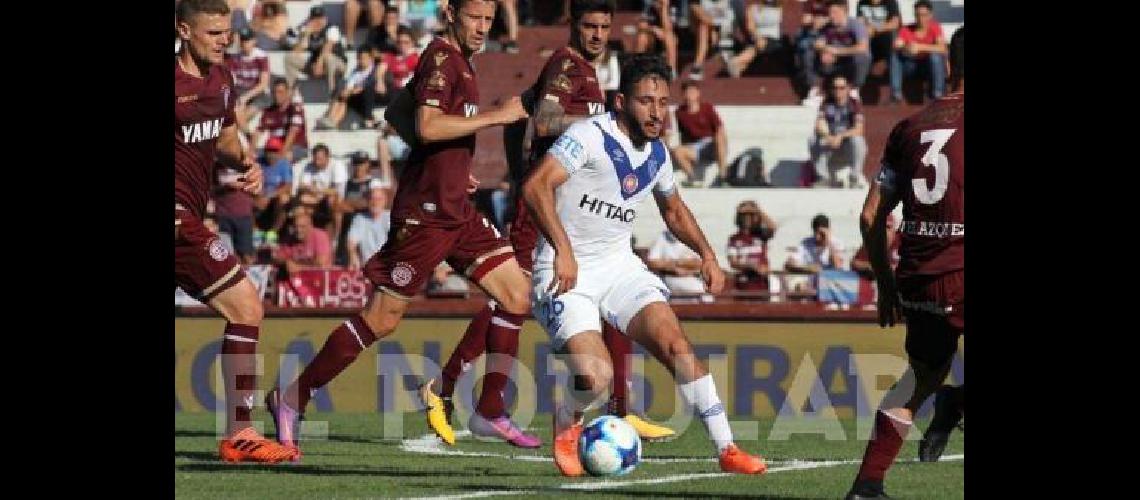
[532,252,671,352]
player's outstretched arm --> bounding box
[653,190,724,294]
[532,98,592,138]
[523,153,576,295]
[416,96,529,144]
[860,177,903,327]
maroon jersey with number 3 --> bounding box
[175,59,236,218]
[877,92,964,281]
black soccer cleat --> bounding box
[919,385,964,462]
[845,479,893,499]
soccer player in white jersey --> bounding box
[523,53,768,476]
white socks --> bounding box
[679,374,734,453]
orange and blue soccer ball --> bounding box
[579,415,642,476]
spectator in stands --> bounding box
[498,0,521,53]
[671,81,729,187]
[809,75,868,188]
[647,229,713,301]
[336,153,384,264]
[347,186,393,270]
[688,0,735,81]
[274,209,334,274]
[851,214,898,279]
[252,0,290,50]
[403,0,443,46]
[377,28,422,94]
[226,27,271,133]
[804,0,871,104]
[344,0,387,49]
[316,48,382,130]
[254,79,309,162]
[722,0,784,79]
[366,4,407,54]
[785,213,844,274]
[213,164,257,265]
[284,6,349,93]
[636,0,679,78]
[377,123,410,183]
[890,0,947,103]
[296,144,348,198]
[726,200,777,295]
[856,0,900,70]
[794,0,828,99]
[259,137,294,197]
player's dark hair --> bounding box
[176,0,230,23]
[914,0,933,11]
[396,25,414,38]
[272,78,289,89]
[312,144,330,156]
[949,26,964,85]
[619,53,673,98]
[571,0,616,22]
[826,0,847,9]
[681,80,699,91]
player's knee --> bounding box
[499,289,530,316]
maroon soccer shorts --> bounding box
[175,206,245,302]
[898,269,964,369]
[509,194,540,273]
[365,213,514,298]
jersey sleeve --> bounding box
[413,48,461,110]
[876,120,910,194]
[548,121,594,176]
[538,54,577,109]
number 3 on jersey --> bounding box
[914,129,955,205]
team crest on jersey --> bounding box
[427,70,447,90]
[551,74,572,92]
[622,173,639,194]
[208,238,230,261]
[561,58,574,72]
[434,51,448,67]
[392,262,416,287]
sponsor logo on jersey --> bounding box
[427,70,447,90]
[177,94,199,103]
[898,220,964,238]
[181,118,223,144]
[434,51,448,67]
[551,74,572,93]
[463,103,479,117]
[422,202,437,213]
[587,102,605,115]
[392,262,416,287]
[578,193,636,223]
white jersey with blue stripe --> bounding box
[535,112,677,270]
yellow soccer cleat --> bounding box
[419,379,456,446]
[624,414,676,440]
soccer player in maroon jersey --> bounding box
[263,0,532,458]
[845,27,963,500]
[175,0,296,464]
[419,0,675,447]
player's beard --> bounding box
[622,112,660,146]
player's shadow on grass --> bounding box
[176,462,525,478]
[451,484,827,499]
[173,429,377,445]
